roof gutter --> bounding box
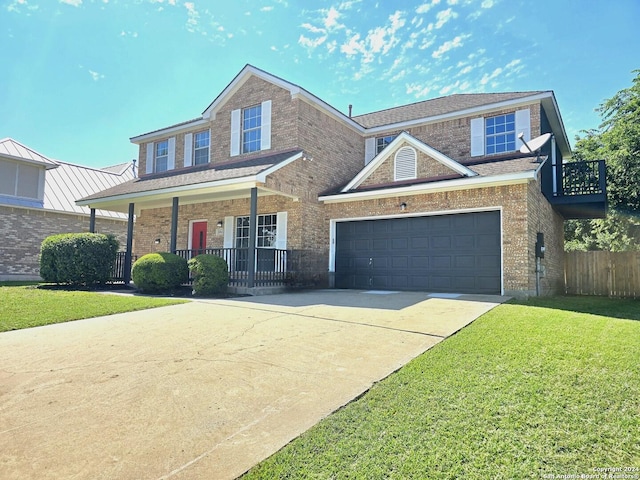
[319,170,537,204]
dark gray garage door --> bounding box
[335,211,501,294]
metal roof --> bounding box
[0,138,58,168]
[44,160,135,219]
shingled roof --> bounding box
[80,149,303,202]
[352,92,547,128]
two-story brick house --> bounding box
[78,64,606,296]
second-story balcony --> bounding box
[542,159,607,219]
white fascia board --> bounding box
[255,151,304,182]
[76,175,261,207]
[540,95,571,157]
[320,170,536,204]
[342,132,477,192]
[202,65,303,119]
[364,92,554,135]
[130,118,209,144]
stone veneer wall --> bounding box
[0,205,128,280]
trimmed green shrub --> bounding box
[40,233,119,286]
[188,254,229,296]
[131,252,189,293]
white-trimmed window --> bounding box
[376,135,396,154]
[394,146,417,181]
[242,105,262,154]
[0,159,42,200]
[193,131,210,165]
[485,113,516,155]
[471,109,530,157]
[235,214,277,248]
[155,140,168,172]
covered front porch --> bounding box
[78,151,305,293]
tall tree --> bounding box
[565,70,640,251]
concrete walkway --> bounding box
[0,290,506,479]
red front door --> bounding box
[191,221,207,254]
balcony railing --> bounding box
[561,160,605,196]
[544,159,607,219]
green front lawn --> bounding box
[0,285,187,332]
[243,296,640,479]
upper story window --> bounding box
[155,140,169,172]
[193,131,210,165]
[0,159,41,200]
[376,135,396,154]
[485,113,516,155]
[470,109,529,158]
[242,105,262,153]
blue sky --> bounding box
[1,0,638,168]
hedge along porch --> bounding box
[79,150,304,292]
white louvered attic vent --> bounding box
[394,146,417,181]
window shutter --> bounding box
[223,216,234,248]
[145,142,154,174]
[394,146,417,181]
[167,137,176,170]
[261,100,272,150]
[364,138,376,165]
[275,211,287,249]
[230,109,241,156]
[515,109,531,147]
[470,117,484,157]
[184,133,193,167]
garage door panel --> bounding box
[335,211,501,294]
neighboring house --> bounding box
[77,65,606,296]
[0,138,135,280]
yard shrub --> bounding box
[188,254,229,296]
[39,233,119,286]
[131,252,188,293]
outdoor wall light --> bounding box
[400,202,407,211]
[154,238,161,244]
[216,220,223,227]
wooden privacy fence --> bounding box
[565,251,640,298]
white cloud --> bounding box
[184,2,199,33]
[59,0,82,6]
[434,8,458,28]
[301,22,325,34]
[299,33,328,50]
[324,6,341,29]
[432,34,468,58]
[88,70,104,81]
[416,0,440,14]
[261,6,274,12]
[481,0,495,7]
[406,82,432,98]
[480,67,502,85]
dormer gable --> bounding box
[342,132,476,192]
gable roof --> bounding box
[0,138,58,168]
[342,132,477,192]
[44,161,135,219]
[352,92,547,128]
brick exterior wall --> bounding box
[0,205,128,280]
[364,104,543,163]
[360,142,459,188]
[129,75,561,295]
[323,181,544,296]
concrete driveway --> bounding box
[0,289,506,479]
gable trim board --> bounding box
[343,132,478,192]
[328,206,504,294]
